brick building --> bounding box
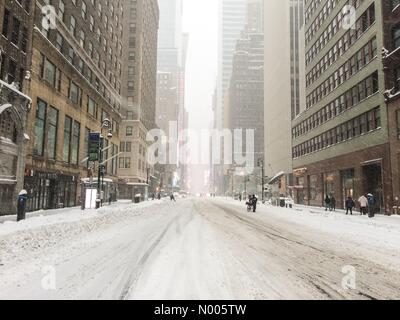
[118,0,159,200]
[23,0,124,211]
[383,0,400,208]
[0,0,34,215]
[292,0,390,212]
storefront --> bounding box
[118,182,149,202]
[24,170,79,212]
[293,144,391,213]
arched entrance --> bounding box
[0,90,30,215]
[0,105,21,215]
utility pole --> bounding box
[258,158,265,203]
[96,119,112,209]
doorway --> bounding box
[363,164,383,213]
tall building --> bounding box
[229,0,264,195]
[0,0,34,215]
[23,0,124,212]
[214,0,247,195]
[216,0,247,131]
[118,0,159,199]
[383,0,400,206]
[292,0,388,211]
[264,0,305,197]
[156,0,186,192]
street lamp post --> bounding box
[258,158,265,203]
[96,119,112,209]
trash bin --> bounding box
[134,194,141,204]
[280,198,285,207]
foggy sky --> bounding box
[182,0,219,192]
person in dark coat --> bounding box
[345,197,355,215]
[17,190,28,222]
[367,193,376,218]
[330,196,336,212]
[325,195,331,211]
[252,195,258,213]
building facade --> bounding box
[118,0,159,200]
[264,0,305,198]
[23,0,124,212]
[0,0,34,215]
[292,0,389,212]
[229,0,264,195]
[156,0,185,193]
[383,0,400,208]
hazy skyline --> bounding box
[182,0,218,131]
[182,0,219,192]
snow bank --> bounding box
[0,200,164,265]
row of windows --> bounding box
[306,0,366,45]
[43,28,122,100]
[0,54,24,86]
[33,98,118,174]
[306,3,375,66]
[1,8,29,53]
[40,0,123,106]
[118,157,148,172]
[293,72,379,139]
[306,5,375,86]
[39,53,119,133]
[306,35,377,88]
[39,54,119,118]
[293,107,381,159]
[306,37,377,108]
[305,0,323,25]
[305,0,341,45]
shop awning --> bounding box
[268,171,285,185]
[126,183,149,186]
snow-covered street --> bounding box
[1,198,400,300]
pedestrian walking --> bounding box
[358,194,368,215]
[324,195,331,211]
[252,195,258,213]
[345,197,355,215]
[170,194,176,202]
[330,196,336,212]
[367,193,376,218]
[17,190,28,222]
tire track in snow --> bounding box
[197,200,400,300]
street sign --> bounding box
[89,133,100,162]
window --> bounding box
[396,110,400,139]
[394,25,400,50]
[126,126,133,136]
[71,121,80,164]
[83,128,90,168]
[87,97,96,117]
[63,116,72,162]
[69,80,81,105]
[11,17,20,45]
[2,9,10,38]
[41,55,61,89]
[47,107,58,160]
[33,100,47,156]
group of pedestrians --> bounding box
[244,195,258,213]
[325,193,377,218]
[324,195,337,212]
